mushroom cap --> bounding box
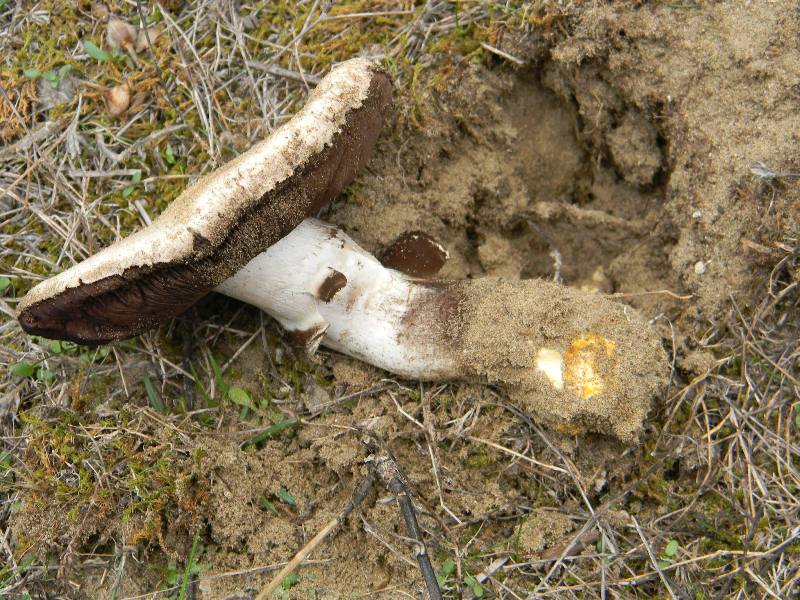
[18,58,392,344]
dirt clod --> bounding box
[519,510,575,557]
[606,110,662,187]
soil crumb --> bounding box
[518,509,575,557]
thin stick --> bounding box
[392,481,442,600]
[245,61,322,85]
[254,470,375,600]
[255,518,339,600]
[364,436,443,600]
[479,42,524,65]
[631,516,679,600]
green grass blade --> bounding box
[178,527,201,600]
[143,371,165,413]
[242,418,297,448]
[208,353,228,397]
[189,362,212,406]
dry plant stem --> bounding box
[254,469,376,600]
[363,436,443,600]
[388,479,443,600]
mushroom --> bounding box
[17,58,667,440]
[216,217,667,441]
[17,58,393,344]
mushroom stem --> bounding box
[216,218,668,441]
[215,218,459,379]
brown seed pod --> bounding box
[104,83,130,117]
[106,17,136,52]
[134,25,162,53]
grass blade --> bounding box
[178,527,201,600]
[143,371,165,413]
[242,418,297,448]
[208,353,228,397]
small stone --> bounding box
[694,260,706,275]
[692,210,703,219]
[681,350,717,376]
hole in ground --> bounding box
[330,62,682,316]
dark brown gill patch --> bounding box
[16,262,213,345]
[379,231,449,278]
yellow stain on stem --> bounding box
[535,334,617,399]
[564,334,616,398]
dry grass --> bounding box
[1,1,799,599]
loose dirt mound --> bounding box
[331,59,676,317]
[334,1,799,322]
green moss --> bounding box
[15,405,197,548]
[465,445,495,469]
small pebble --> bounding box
[692,210,703,219]
[694,260,706,275]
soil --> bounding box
[316,2,797,594]
[9,2,800,598]
[457,278,667,441]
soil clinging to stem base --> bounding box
[458,278,667,442]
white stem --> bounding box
[215,218,460,379]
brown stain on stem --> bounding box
[317,268,347,303]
